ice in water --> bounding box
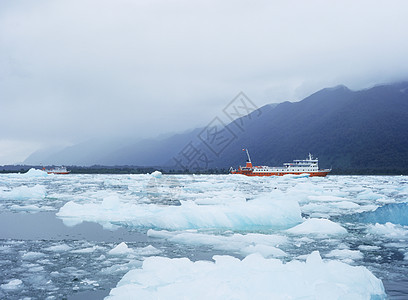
[106,251,385,300]
[0,173,407,298]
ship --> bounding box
[230,149,331,177]
[42,166,71,175]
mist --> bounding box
[1,0,408,164]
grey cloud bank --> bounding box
[1,0,408,164]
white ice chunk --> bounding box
[0,184,46,200]
[147,229,288,258]
[108,242,133,255]
[44,244,72,252]
[358,245,381,251]
[287,218,347,236]
[106,251,385,300]
[151,171,162,178]
[23,168,48,177]
[101,195,121,210]
[1,279,23,291]
[71,246,103,254]
[307,195,349,202]
[22,251,46,260]
[326,249,364,260]
[357,190,383,200]
[134,245,162,256]
[282,173,310,179]
[241,244,287,257]
[367,222,408,238]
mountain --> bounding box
[24,129,203,166]
[24,82,408,173]
[202,82,408,172]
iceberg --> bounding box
[57,196,302,230]
[354,203,408,226]
[287,218,348,236]
[23,168,48,177]
[106,251,385,300]
[150,171,162,178]
[0,184,46,200]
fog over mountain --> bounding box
[24,82,408,173]
[1,1,408,164]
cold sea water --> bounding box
[0,170,407,299]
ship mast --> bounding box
[244,148,251,163]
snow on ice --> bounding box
[106,251,385,300]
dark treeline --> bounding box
[0,165,230,175]
[330,168,408,175]
[1,165,407,175]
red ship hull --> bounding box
[46,171,71,175]
[230,170,330,177]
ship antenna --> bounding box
[243,148,252,163]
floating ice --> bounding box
[355,203,408,226]
[101,195,121,210]
[241,244,287,257]
[1,279,23,291]
[100,260,142,275]
[326,249,364,261]
[307,195,350,202]
[44,244,72,252]
[0,184,46,200]
[134,245,162,256]
[367,222,408,238]
[57,196,302,230]
[282,173,310,179]
[21,252,45,260]
[148,230,288,258]
[151,171,162,178]
[287,218,347,236]
[23,168,48,177]
[193,190,247,205]
[71,246,103,254]
[358,245,381,251]
[109,242,133,255]
[10,204,42,211]
[357,189,383,200]
[106,251,385,300]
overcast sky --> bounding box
[1,0,408,164]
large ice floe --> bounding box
[57,194,303,230]
[0,184,46,200]
[106,251,385,300]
